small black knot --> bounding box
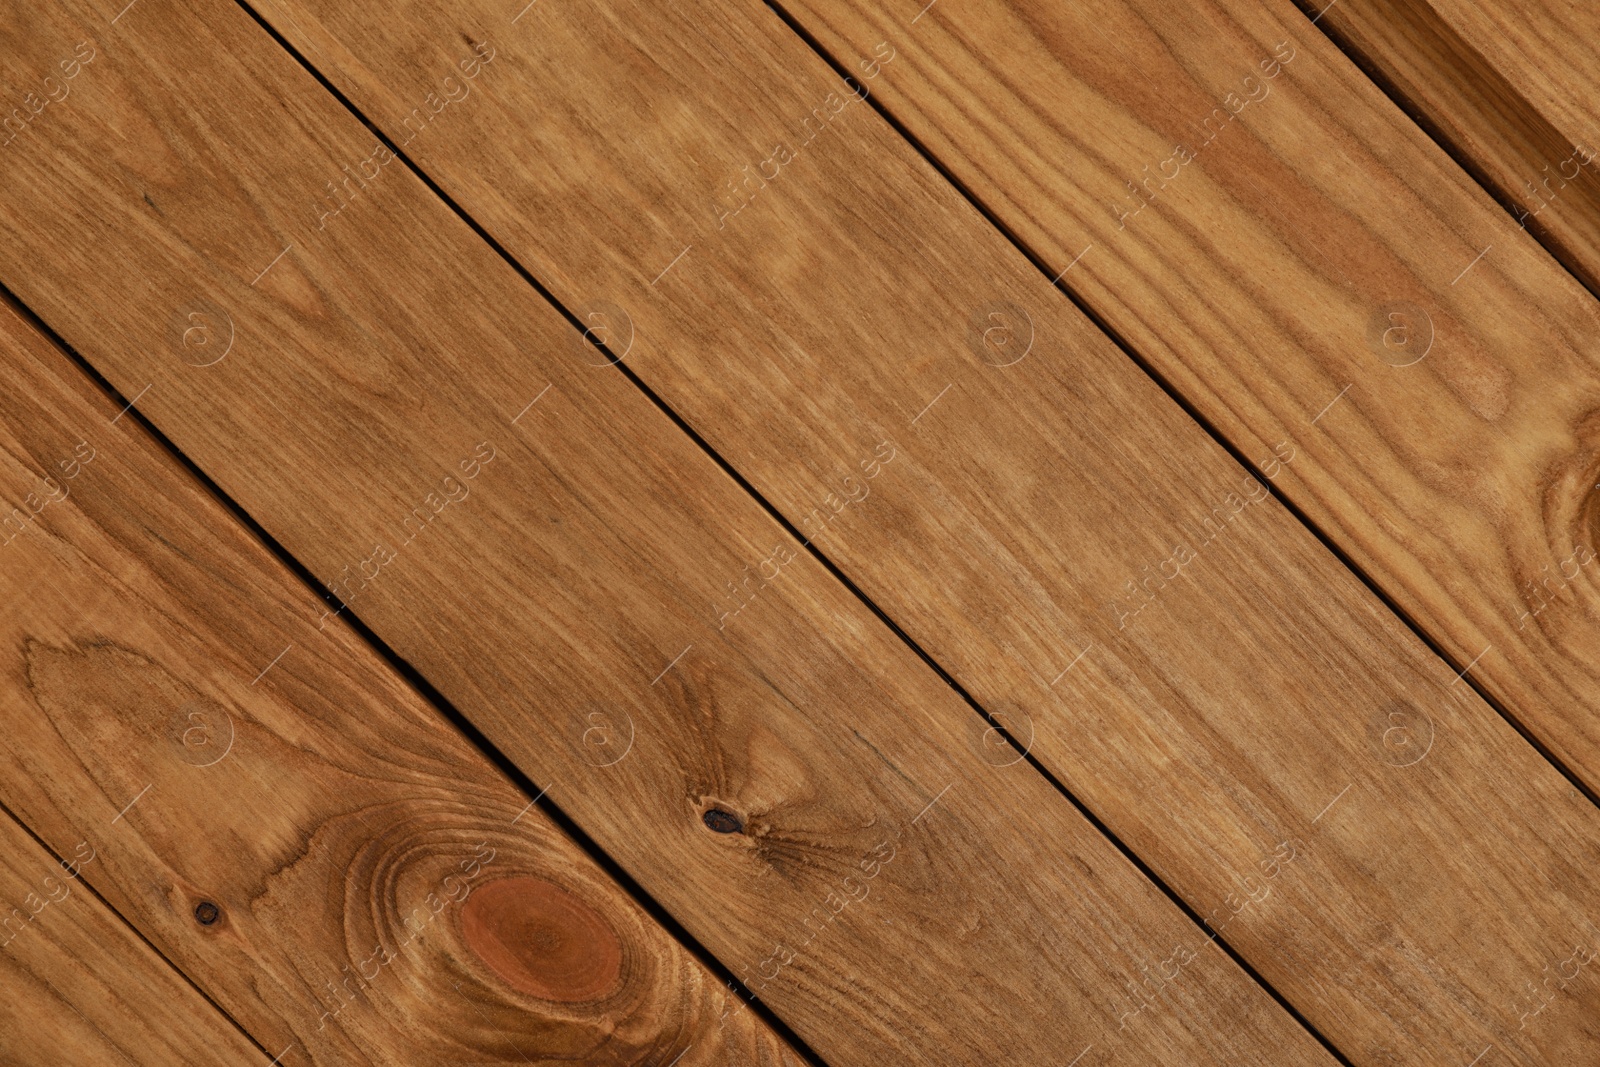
[702,808,742,834]
[194,901,220,926]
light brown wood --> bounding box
[0,807,265,1065]
[0,299,802,1064]
[0,3,1328,1065]
[1303,0,1600,300]
[208,0,1600,1062]
[764,0,1600,802]
[1412,0,1600,155]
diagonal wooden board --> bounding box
[1302,0,1600,300]
[763,0,1600,803]
[200,0,1600,1061]
[0,3,1331,1065]
[0,806,265,1065]
[1378,0,1600,160]
[0,304,802,1063]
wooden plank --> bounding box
[0,807,265,1065]
[0,301,802,1065]
[0,5,1326,1067]
[1302,0,1600,298]
[200,0,1600,1063]
[1406,0,1600,161]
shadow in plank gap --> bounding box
[1301,0,1600,305]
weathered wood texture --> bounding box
[0,302,802,1065]
[222,0,1600,1063]
[0,3,1327,1066]
[0,807,263,1065]
[1303,0,1600,299]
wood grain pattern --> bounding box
[0,300,801,1065]
[0,3,1327,1065]
[0,807,264,1065]
[1412,0,1600,155]
[1302,0,1600,300]
[766,0,1600,800]
[214,0,1600,1063]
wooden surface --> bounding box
[0,3,1329,1066]
[0,299,801,1064]
[6,0,1600,1064]
[1406,0,1600,170]
[217,0,1600,1063]
[763,0,1600,804]
[1305,0,1600,299]
[737,0,1600,1039]
[0,806,265,1064]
